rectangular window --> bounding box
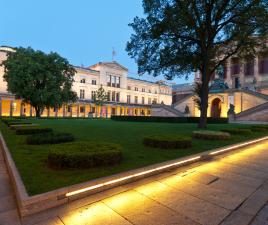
[92,80,97,85]
[127,95,131,104]
[231,58,240,75]
[142,97,145,104]
[91,91,96,100]
[112,76,116,87]
[111,108,116,115]
[245,58,255,76]
[148,98,151,105]
[91,107,96,113]
[80,89,85,99]
[80,78,86,83]
[107,91,111,101]
[135,87,138,91]
[135,96,138,104]
[116,77,121,88]
[112,91,116,101]
[259,55,268,75]
[106,75,111,86]
[142,88,145,92]
[116,92,120,102]
[153,98,157,104]
[127,86,131,90]
[67,106,72,113]
[80,106,85,113]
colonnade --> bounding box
[0,98,151,118]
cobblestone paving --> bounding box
[1,141,268,225]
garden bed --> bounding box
[1,119,268,196]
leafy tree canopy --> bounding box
[2,47,77,117]
[127,0,268,128]
[93,85,108,106]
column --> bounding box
[47,108,50,117]
[254,56,259,87]
[63,105,66,117]
[20,102,24,117]
[77,105,80,118]
[226,58,232,88]
[30,106,33,117]
[70,105,73,117]
[10,100,14,117]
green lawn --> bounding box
[1,119,267,195]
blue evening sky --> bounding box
[1,0,193,84]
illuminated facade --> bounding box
[173,52,268,121]
[0,46,172,117]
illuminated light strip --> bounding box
[66,156,201,197]
[209,136,268,156]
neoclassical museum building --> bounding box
[173,50,268,121]
[0,46,172,118]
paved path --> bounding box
[1,141,268,225]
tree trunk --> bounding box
[198,69,210,129]
[34,106,41,118]
[198,84,209,129]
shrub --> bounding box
[250,126,267,132]
[7,121,32,127]
[111,116,228,124]
[193,130,231,140]
[221,128,252,135]
[15,127,53,135]
[143,135,192,149]
[26,132,74,145]
[1,118,22,125]
[48,142,122,169]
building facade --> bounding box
[0,46,172,118]
[173,51,268,121]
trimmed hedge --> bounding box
[143,135,192,149]
[250,126,267,132]
[48,142,122,169]
[15,127,53,135]
[26,132,74,145]
[111,116,228,124]
[221,128,252,135]
[1,118,22,125]
[7,121,32,127]
[193,130,231,140]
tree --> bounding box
[2,47,77,117]
[126,0,268,128]
[93,85,108,117]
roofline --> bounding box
[89,61,129,71]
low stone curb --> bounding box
[1,132,268,217]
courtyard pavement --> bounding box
[1,141,268,225]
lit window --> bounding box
[80,106,85,113]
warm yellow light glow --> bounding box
[66,156,201,197]
[66,136,268,198]
[209,137,268,156]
